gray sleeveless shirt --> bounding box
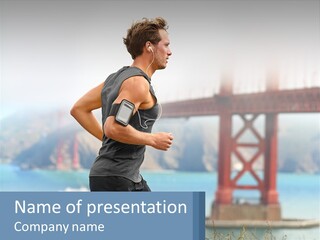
[89,66,159,182]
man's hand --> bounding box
[150,132,174,151]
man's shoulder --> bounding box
[123,75,150,90]
[104,66,150,91]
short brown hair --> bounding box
[123,17,169,59]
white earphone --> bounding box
[146,44,155,73]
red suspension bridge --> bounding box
[161,67,320,221]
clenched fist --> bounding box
[150,132,174,151]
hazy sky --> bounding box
[1,0,319,117]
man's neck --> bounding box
[131,56,155,78]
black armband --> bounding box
[109,99,135,126]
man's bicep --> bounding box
[113,77,149,111]
[76,82,104,110]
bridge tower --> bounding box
[56,110,80,170]
[212,68,281,221]
[72,135,80,170]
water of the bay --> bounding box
[1,164,319,239]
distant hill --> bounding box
[1,109,319,173]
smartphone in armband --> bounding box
[115,99,135,126]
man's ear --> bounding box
[145,41,153,52]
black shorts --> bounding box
[89,176,151,192]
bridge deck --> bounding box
[161,87,320,117]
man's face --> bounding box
[154,29,172,70]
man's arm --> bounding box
[104,76,173,151]
[70,83,104,141]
